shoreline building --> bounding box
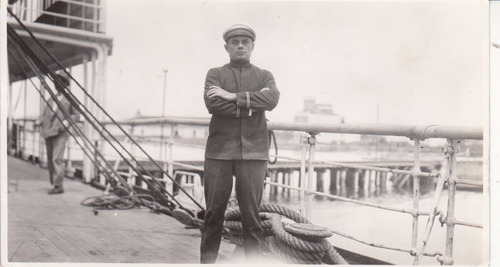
[121,110,209,140]
[294,96,345,125]
[284,97,347,145]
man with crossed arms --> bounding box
[201,24,280,263]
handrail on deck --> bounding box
[107,117,483,140]
[11,116,484,265]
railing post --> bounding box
[167,125,176,178]
[82,54,93,183]
[411,138,422,252]
[129,126,141,188]
[23,80,27,159]
[441,139,459,265]
[38,78,46,166]
[162,125,174,195]
[306,133,317,220]
[299,135,309,217]
[414,138,456,265]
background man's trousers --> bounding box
[45,134,69,187]
[200,159,267,264]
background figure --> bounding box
[200,24,280,263]
[38,73,79,194]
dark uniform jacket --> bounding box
[40,94,78,138]
[204,60,280,160]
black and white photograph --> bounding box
[1,0,494,266]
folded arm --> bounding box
[235,70,280,112]
[204,68,252,118]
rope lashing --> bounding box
[223,204,348,264]
[81,191,173,216]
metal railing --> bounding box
[7,0,105,33]
[10,117,483,265]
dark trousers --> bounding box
[200,159,267,264]
[45,134,69,187]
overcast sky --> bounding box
[11,0,489,127]
[102,0,488,127]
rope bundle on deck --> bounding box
[80,186,173,216]
[224,204,348,265]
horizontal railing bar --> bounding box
[9,7,104,24]
[456,179,483,187]
[100,136,206,149]
[265,181,301,192]
[309,189,430,216]
[270,154,304,162]
[270,154,437,178]
[267,179,432,216]
[171,162,204,171]
[269,122,483,140]
[106,117,482,140]
[139,139,205,150]
[57,0,103,8]
[454,220,482,229]
[317,159,438,177]
[330,228,442,257]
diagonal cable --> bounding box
[7,8,204,212]
[7,32,132,194]
[6,23,185,211]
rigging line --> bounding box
[7,12,204,211]
[6,9,198,200]
[7,39,124,191]
[7,36,135,195]
[7,42,159,214]
[5,25,178,205]
[7,32,144,200]
[8,29,186,206]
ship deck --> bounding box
[6,156,238,264]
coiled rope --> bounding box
[80,186,172,216]
[224,204,348,264]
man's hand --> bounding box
[260,87,270,92]
[207,86,236,102]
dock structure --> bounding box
[7,156,237,264]
[107,159,439,198]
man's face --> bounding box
[225,36,254,62]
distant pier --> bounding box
[64,159,442,198]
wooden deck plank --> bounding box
[7,156,237,264]
[34,224,96,262]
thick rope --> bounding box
[266,236,322,264]
[325,243,349,265]
[224,204,348,264]
[225,204,309,223]
[268,236,324,263]
[269,213,330,253]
